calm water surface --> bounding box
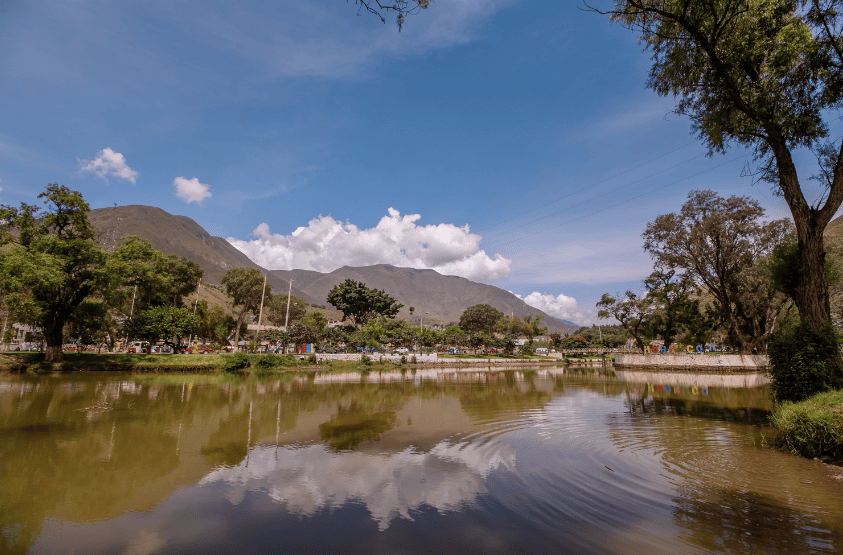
[1,368,841,554]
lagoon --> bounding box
[1,368,841,554]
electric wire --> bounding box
[475,140,699,233]
[486,154,748,249]
[481,151,706,241]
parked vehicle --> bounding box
[394,347,409,354]
[127,341,150,354]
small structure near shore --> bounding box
[614,353,769,372]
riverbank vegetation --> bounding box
[771,390,843,461]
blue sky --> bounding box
[0,0,821,324]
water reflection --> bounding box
[200,440,514,531]
[1,370,841,554]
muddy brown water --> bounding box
[1,368,841,554]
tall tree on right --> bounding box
[594,0,843,366]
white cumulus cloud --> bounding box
[78,147,138,183]
[228,208,512,282]
[521,291,585,324]
[173,176,212,204]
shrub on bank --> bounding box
[767,322,841,402]
[771,390,843,460]
[222,353,251,372]
[255,354,284,369]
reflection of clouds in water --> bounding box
[200,440,516,530]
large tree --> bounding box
[0,185,108,362]
[326,279,403,328]
[594,0,843,367]
[266,293,306,327]
[641,268,697,349]
[123,306,199,353]
[459,304,504,335]
[221,268,270,350]
[597,291,651,351]
[644,190,791,352]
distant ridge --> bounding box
[88,205,580,333]
[87,205,319,304]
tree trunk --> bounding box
[43,318,64,363]
[771,133,843,376]
[796,226,832,327]
[796,223,843,375]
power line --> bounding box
[482,151,705,241]
[487,154,748,249]
[475,140,698,233]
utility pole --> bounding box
[284,279,292,330]
[187,279,201,347]
[124,285,137,350]
[255,274,268,352]
[1,303,7,353]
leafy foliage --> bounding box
[123,306,199,351]
[598,0,843,367]
[597,292,650,351]
[768,321,842,402]
[643,190,791,352]
[266,293,306,327]
[222,352,251,372]
[458,304,504,335]
[326,279,403,328]
[221,268,270,349]
[0,184,108,361]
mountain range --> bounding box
[88,205,581,334]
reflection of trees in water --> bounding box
[319,402,398,451]
[623,389,771,425]
[603,385,843,553]
[0,379,182,553]
[673,487,842,553]
[0,371,559,552]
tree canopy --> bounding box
[221,268,270,349]
[459,304,504,335]
[326,279,403,328]
[123,306,199,352]
[595,0,843,369]
[0,185,108,361]
[644,190,791,352]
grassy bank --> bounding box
[0,352,330,374]
[0,352,557,375]
[770,390,843,461]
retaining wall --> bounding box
[313,353,560,365]
[614,353,769,372]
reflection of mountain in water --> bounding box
[200,441,516,530]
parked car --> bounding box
[394,347,409,354]
[127,341,150,354]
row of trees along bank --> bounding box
[260,283,553,356]
[0,189,554,361]
[0,185,317,362]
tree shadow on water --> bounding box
[674,487,842,554]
